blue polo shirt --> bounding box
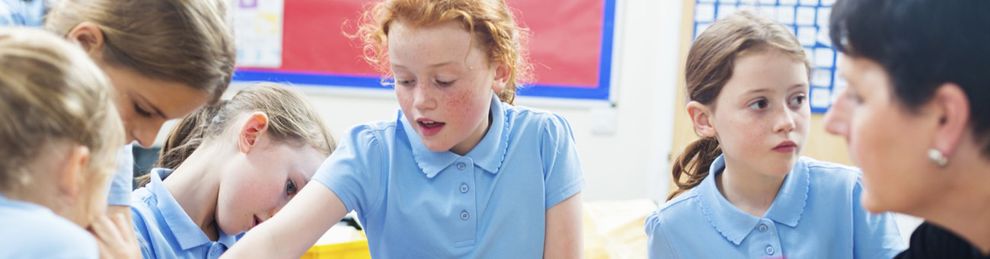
[0,193,98,259]
[0,0,45,27]
[646,155,906,258]
[130,168,237,259]
[314,94,584,258]
[107,144,134,206]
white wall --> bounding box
[197,0,685,202]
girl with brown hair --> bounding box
[646,11,904,258]
[129,84,335,258]
[45,0,236,223]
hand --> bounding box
[88,213,141,259]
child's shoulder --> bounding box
[504,103,562,121]
[0,200,97,257]
[799,156,863,189]
[353,119,399,134]
[646,191,702,234]
[660,190,701,213]
[503,104,573,135]
[345,119,399,144]
[1,198,78,229]
[651,190,702,222]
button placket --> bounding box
[451,159,477,246]
[750,219,783,258]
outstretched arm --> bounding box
[221,183,348,258]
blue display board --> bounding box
[692,0,841,113]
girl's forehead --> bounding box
[724,53,808,93]
[387,21,487,68]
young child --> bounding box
[44,0,236,220]
[129,84,335,259]
[0,28,125,258]
[223,0,584,258]
[645,12,905,258]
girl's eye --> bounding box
[434,79,455,87]
[789,94,807,107]
[285,179,297,196]
[748,99,769,110]
[134,103,153,117]
[396,79,415,87]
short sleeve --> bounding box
[645,211,680,259]
[107,144,134,206]
[312,125,387,216]
[539,113,584,209]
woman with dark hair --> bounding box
[825,0,990,258]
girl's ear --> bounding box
[55,145,90,203]
[237,112,270,154]
[492,63,509,93]
[66,22,106,60]
[687,101,717,138]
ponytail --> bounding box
[668,137,721,200]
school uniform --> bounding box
[108,144,134,206]
[646,155,906,258]
[314,94,584,258]
[0,0,45,26]
[130,168,237,259]
[0,193,98,259]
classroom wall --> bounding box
[219,0,686,202]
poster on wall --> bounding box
[693,0,841,113]
[232,0,617,101]
[232,0,285,68]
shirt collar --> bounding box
[764,157,810,228]
[146,168,237,250]
[697,155,810,245]
[400,94,510,178]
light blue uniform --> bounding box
[107,144,134,206]
[0,193,98,259]
[314,94,584,258]
[646,155,906,258]
[0,0,45,27]
[130,168,237,259]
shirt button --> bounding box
[459,183,469,193]
[758,223,768,232]
[460,210,470,221]
[765,245,775,255]
[456,162,466,170]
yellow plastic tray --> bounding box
[300,240,372,259]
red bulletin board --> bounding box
[234,0,616,100]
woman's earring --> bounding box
[927,148,949,168]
